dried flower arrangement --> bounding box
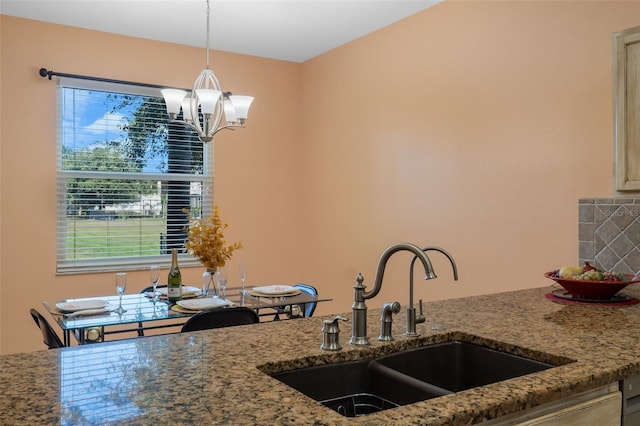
[183,205,242,269]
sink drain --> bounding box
[321,393,399,417]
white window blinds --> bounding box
[56,77,212,274]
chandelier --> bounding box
[161,0,253,143]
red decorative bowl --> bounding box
[544,271,639,301]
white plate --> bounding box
[56,300,108,312]
[64,308,112,318]
[157,286,201,296]
[251,285,299,295]
[177,298,233,311]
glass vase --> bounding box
[202,268,218,299]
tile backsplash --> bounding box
[579,198,640,274]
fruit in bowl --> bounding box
[545,263,639,301]
[557,265,587,279]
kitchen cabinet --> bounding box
[621,373,640,425]
[614,25,640,192]
[487,384,621,425]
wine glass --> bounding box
[150,265,160,299]
[151,298,159,319]
[217,267,228,300]
[115,272,127,314]
[238,260,248,295]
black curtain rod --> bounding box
[38,67,179,91]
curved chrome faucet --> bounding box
[350,242,436,346]
[406,247,458,337]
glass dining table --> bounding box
[43,286,331,347]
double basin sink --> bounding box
[267,333,574,418]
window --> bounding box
[57,77,212,274]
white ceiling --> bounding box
[0,0,441,63]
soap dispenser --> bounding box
[321,316,348,351]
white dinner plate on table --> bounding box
[157,286,202,298]
[56,300,109,312]
[249,285,301,297]
[64,307,113,318]
[176,298,234,311]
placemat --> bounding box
[171,305,199,314]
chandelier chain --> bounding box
[205,0,211,70]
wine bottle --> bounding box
[167,248,182,303]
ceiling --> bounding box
[0,0,441,63]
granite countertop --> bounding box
[4,285,640,425]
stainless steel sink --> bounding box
[267,337,573,418]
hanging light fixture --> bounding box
[161,0,254,143]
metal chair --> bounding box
[140,284,168,295]
[291,283,318,318]
[181,307,259,332]
[273,283,318,320]
[30,308,64,349]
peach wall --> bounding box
[0,15,3,354]
[0,16,303,354]
[2,1,640,355]
[298,1,640,314]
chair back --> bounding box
[294,283,318,317]
[139,285,168,294]
[181,307,259,332]
[30,308,64,349]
